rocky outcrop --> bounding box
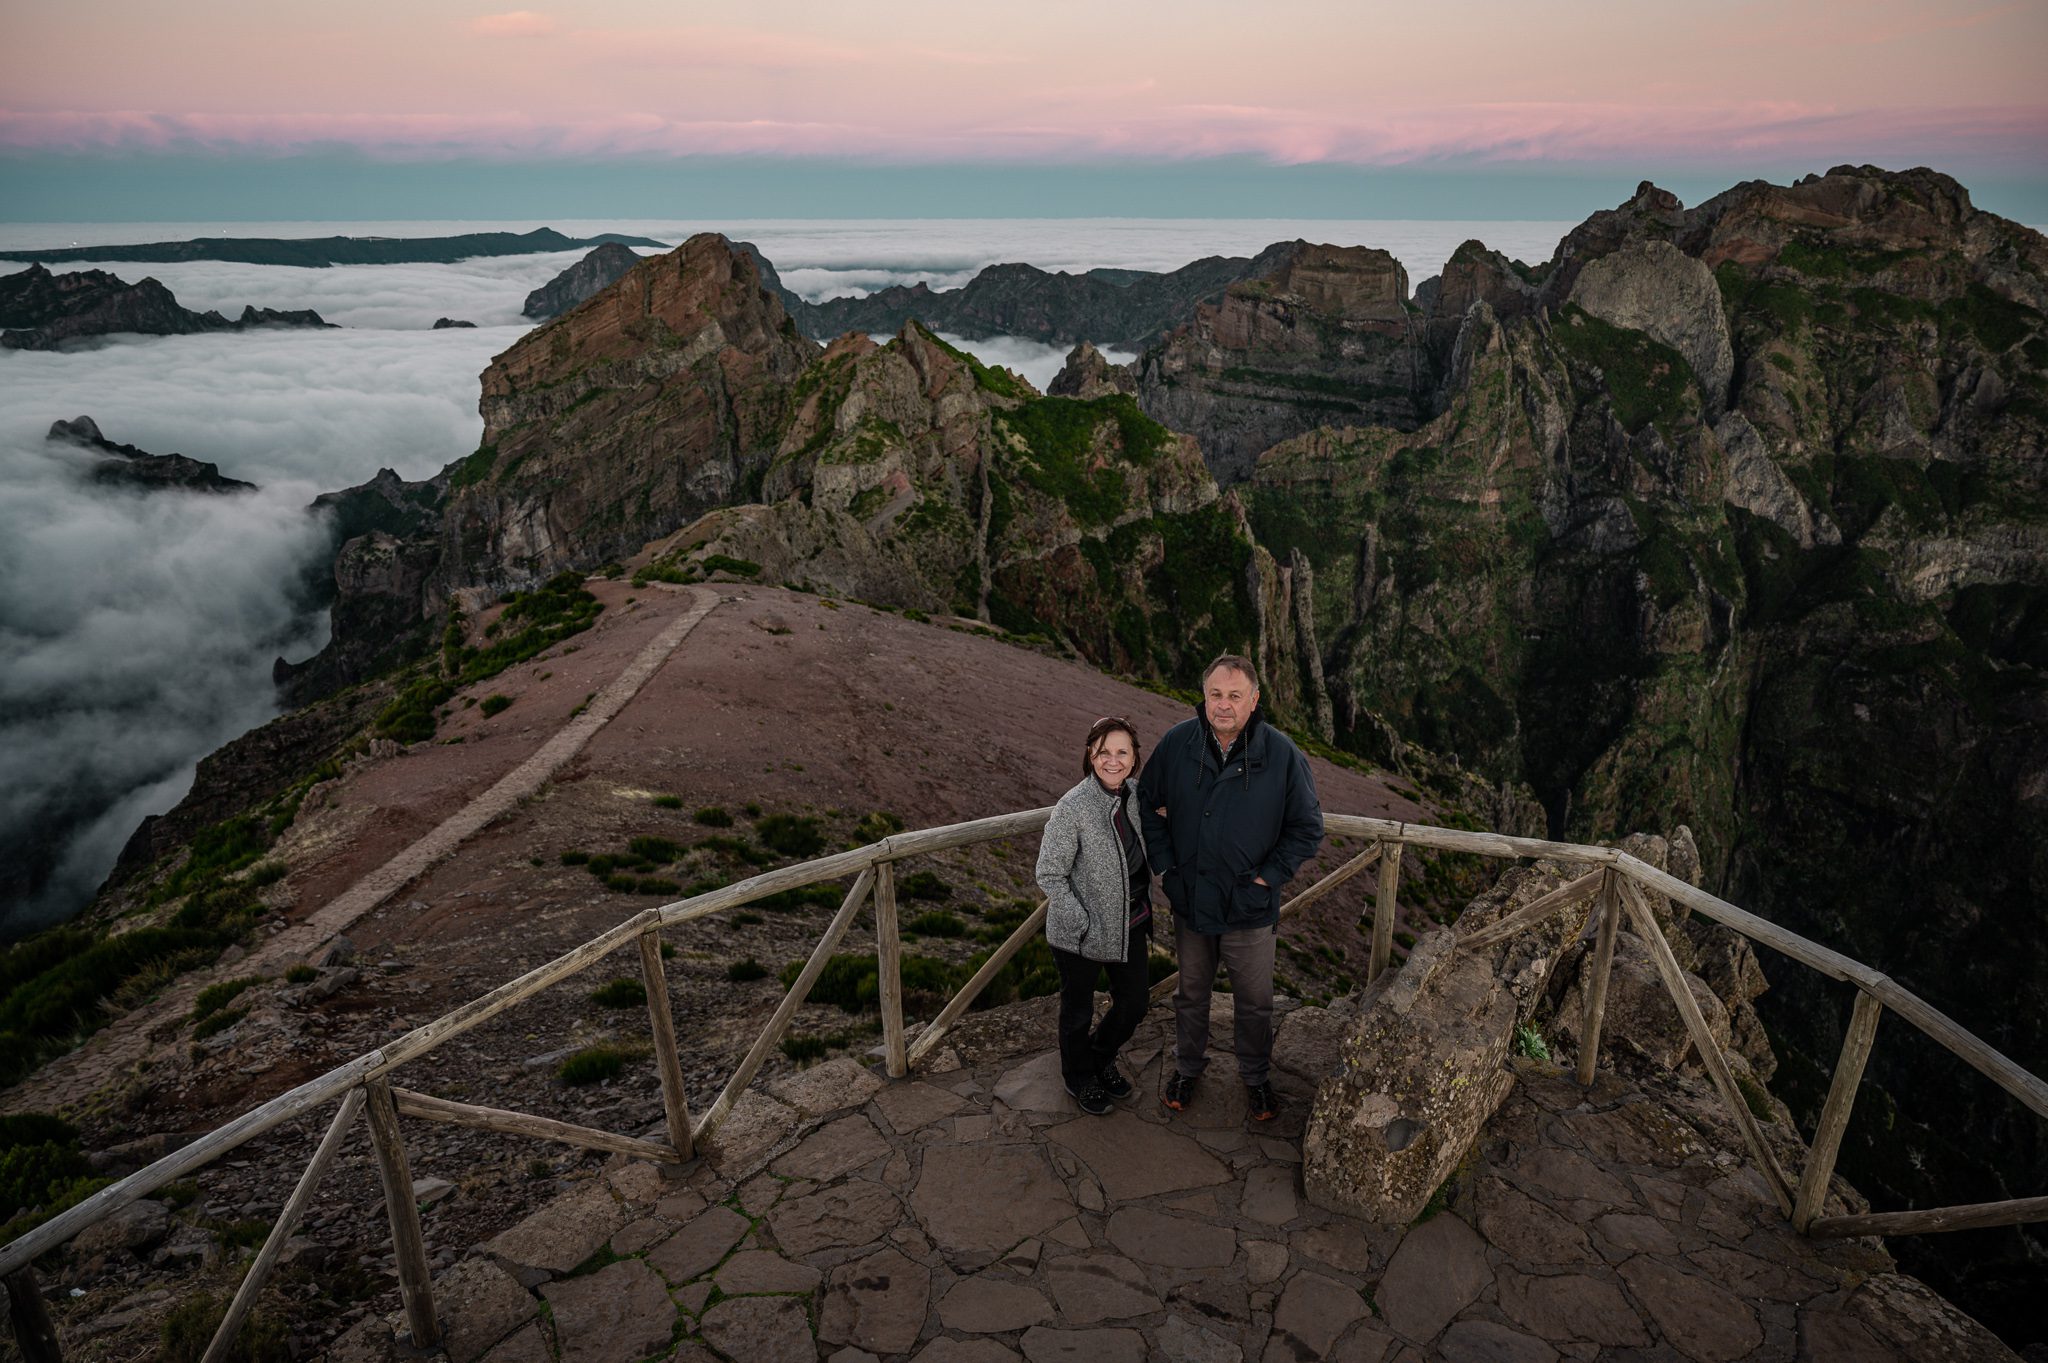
[1567,239,1735,414]
[1301,927,1518,1222]
[47,416,256,494]
[432,317,477,329]
[0,264,334,348]
[520,242,644,320]
[1135,243,1431,482]
[793,242,1298,349]
[1046,340,1136,398]
[7,226,666,268]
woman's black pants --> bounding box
[1050,924,1150,1090]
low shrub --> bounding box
[756,813,825,858]
[192,1007,248,1042]
[191,975,263,1023]
[726,958,768,982]
[161,1292,288,1363]
[560,850,590,865]
[651,794,684,809]
[557,1045,631,1085]
[732,911,764,926]
[589,979,646,1008]
[906,911,967,938]
[479,693,513,717]
[637,877,680,895]
[898,870,950,901]
[605,873,639,892]
[699,836,770,867]
[629,835,682,863]
[780,1034,830,1063]
[694,806,733,828]
[285,964,318,985]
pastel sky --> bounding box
[3,0,2045,217]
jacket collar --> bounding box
[1194,701,1266,771]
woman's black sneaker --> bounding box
[1065,1080,1114,1116]
[1097,1063,1134,1100]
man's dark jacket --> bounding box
[1136,704,1324,934]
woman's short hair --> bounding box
[1082,716,1142,778]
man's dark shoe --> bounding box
[1163,1071,1197,1111]
[1065,1079,1114,1116]
[1097,1063,1133,1101]
[1246,1080,1279,1122]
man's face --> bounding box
[1204,667,1259,742]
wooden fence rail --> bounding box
[6,806,2047,1361]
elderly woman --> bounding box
[1035,716,1153,1116]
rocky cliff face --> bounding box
[1237,166,2046,1341]
[1135,243,1433,482]
[0,264,334,348]
[520,242,644,320]
[47,416,257,494]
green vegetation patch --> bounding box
[557,1044,633,1085]
[590,978,647,1008]
[447,442,500,490]
[695,805,733,827]
[479,693,513,717]
[996,394,1171,526]
[726,958,768,982]
[191,975,263,1023]
[756,813,826,858]
[1552,305,1698,435]
[191,1006,249,1042]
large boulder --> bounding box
[1567,239,1736,415]
[1302,928,1518,1223]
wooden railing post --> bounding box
[638,928,695,1161]
[362,1077,439,1349]
[874,860,908,1078]
[203,1089,365,1363]
[1577,870,1622,1086]
[1794,990,1883,1233]
[697,868,875,1142]
[1370,841,1404,982]
[4,1267,62,1363]
[1617,876,1795,1217]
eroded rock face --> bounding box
[1568,240,1735,414]
[1048,340,1137,399]
[0,263,332,348]
[1301,928,1518,1222]
[1136,243,1430,483]
[520,242,644,320]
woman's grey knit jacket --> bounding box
[1036,775,1148,964]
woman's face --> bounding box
[1090,729,1136,789]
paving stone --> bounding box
[1245,1240,1289,1285]
[1264,1270,1371,1363]
[1000,1239,1043,1273]
[1794,1308,1906,1362]
[647,1204,750,1283]
[674,1281,714,1316]
[611,1217,669,1256]
[937,1275,1056,1331]
[706,1089,802,1171]
[1496,1266,1651,1347]
[478,1322,552,1363]
[1329,1320,1398,1363]
[605,1161,668,1205]
[432,1257,539,1363]
[874,1081,970,1133]
[1161,1312,1245,1363]
[1242,1165,1298,1226]
[1044,1218,1092,1249]
[1292,1223,1376,1275]
[715,1248,823,1296]
[772,1113,891,1182]
[769,1178,904,1256]
[1042,1251,1161,1324]
[1257,1136,1301,1163]
[1196,1128,1249,1153]
[700,1295,816,1363]
[484,1181,630,1285]
[1169,1276,1251,1327]
[820,1246,931,1355]
[882,1149,914,1189]
[826,1350,882,1363]
[954,1113,998,1141]
[1045,1112,1230,1199]
[1378,1214,1493,1345]
[1105,1207,1236,1268]
[1477,1177,1597,1265]
[1510,1147,1637,1209]
[994,1051,1077,1113]
[656,1188,709,1222]
[912,1143,1076,1263]
[735,1172,786,1215]
[1165,1190,1223,1215]
[1438,1319,1559,1363]
[1592,1211,1678,1257]
[1618,1255,1763,1362]
[1018,1325,1148,1362]
[1686,1245,1830,1302]
[539,1259,676,1363]
[767,1056,887,1117]
[911,1342,1023,1363]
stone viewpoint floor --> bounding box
[327,998,2014,1363]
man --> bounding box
[1138,654,1324,1121]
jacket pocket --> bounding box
[1226,873,1274,924]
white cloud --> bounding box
[933,333,1137,395]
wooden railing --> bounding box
[3,811,2044,1359]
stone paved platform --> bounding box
[327,1003,2017,1363]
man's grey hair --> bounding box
[1201,653,1260,690]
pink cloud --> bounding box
[2,101,2042,171]
[470,10,556,38]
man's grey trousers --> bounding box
[1172,920,1277,1086]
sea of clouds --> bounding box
[0,215,1575,932]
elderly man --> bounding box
[1138,654,1324,1120]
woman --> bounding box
[1035,716,1154,1116]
